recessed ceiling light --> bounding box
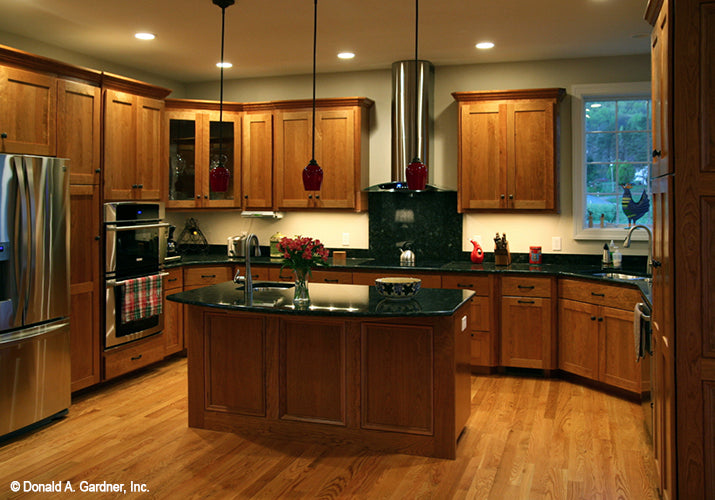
[216,62,233,68]
[337,52,355,60]
[135,32,155,41]
[475,42,494,50]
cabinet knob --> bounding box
[652,149,662,158]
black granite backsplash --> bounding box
[367,191,462,263]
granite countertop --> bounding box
[167,281,474,317]
[167,250,652,306]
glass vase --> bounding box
[293,268,310,307]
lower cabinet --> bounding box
[500,276,556,370]
[558,279,648,394]
[163,268,184,355]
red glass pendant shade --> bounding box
[210,162,230,192]
[406,157,427,190]
[303,159,323,191]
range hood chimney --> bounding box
[388,60,434,188]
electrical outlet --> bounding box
[342,232,350,246]
[552,236,562,251]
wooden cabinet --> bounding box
[242,108,273,209]
[452,88,564,212]
[441,274,495,369]
[103,79,170,201]
[57,79,101,184]
[0,65,57,156]
[183,265,233,291]
[500,276,555,370]
[165,100,242,208]
[68,184,101,391]
[163,268,184,356]
[273,98,371,211]
[558,279,647,394]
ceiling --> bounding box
[0,0,652,83]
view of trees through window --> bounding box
[583,97,652,229]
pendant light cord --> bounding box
[218,5,227,164]
[311,0,318,162]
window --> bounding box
[571,82,652,240]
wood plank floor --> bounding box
[0,357,659,499]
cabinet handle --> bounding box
[131,354,143,361]
[591,292,605,297]
[324,278,339,283]
[652,149,662,158]
[201,274,217,278]
[517,285,534,289]
[457,283,473,288]
[518,300,535,304]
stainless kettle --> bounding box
[398,241,415,265]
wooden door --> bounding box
[242,112,273,209]
[135,96,164,200]
[506,99,556,210]
[274,110,312,209]
[313,108,355,208]
[501,296,552,369]
[57,80,101,185]
[558,299,599,379]
[69,184,101,391]
[0,65,56,156]
[457,101,506,210]
[598,306,643,392]
[103,89,136,200]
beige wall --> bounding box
[178,54,651,257]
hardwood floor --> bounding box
[0,357,658,499]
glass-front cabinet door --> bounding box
[166,106,241,208]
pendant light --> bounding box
[302,0,324,191]
[209,0,234,194]
[405,0,427,191]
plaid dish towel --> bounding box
[121,275,163,324]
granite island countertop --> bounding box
[167,281,475,317]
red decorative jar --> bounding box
[406,157,427,190]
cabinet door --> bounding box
[0,66,56,156]
[501,296,552,369]
[135,97,164,200]
[458,101,506,210]
[274,110,313,209]
[69,184,101,391]
[507,99,557,210]
[558,299,599,379]
[313,108,355,209]
[598,305,643,392]
[103,89,136,200]
[242,112,273,209]
[57,80,101,185]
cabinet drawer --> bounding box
[103,333,165,380]
[163,267,183,291]
[501,276,552,297]
[441,274,490,296]
[352,271,441,288]
[183,265,233,288]
[559,279,641,310]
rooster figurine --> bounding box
[621,183,650,227]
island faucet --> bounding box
[623,224,653,275]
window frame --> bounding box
[571,82,652,241]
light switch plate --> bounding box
[552,236,562,251]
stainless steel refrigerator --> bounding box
[0,154,71,438]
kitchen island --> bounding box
[168,281,474,459]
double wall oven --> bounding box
[104,202,169,349]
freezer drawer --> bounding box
[0,319,71,437]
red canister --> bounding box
[529,246,542,265]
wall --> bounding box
[178,54,651,257]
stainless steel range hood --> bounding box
[367,60,445,192]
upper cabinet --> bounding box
[274,99,371,211]
[453,88,565,212]
[103,74,170,201]
[0,65,57,156]
[165,99,242,209]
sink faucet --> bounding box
[623,224,653,275]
